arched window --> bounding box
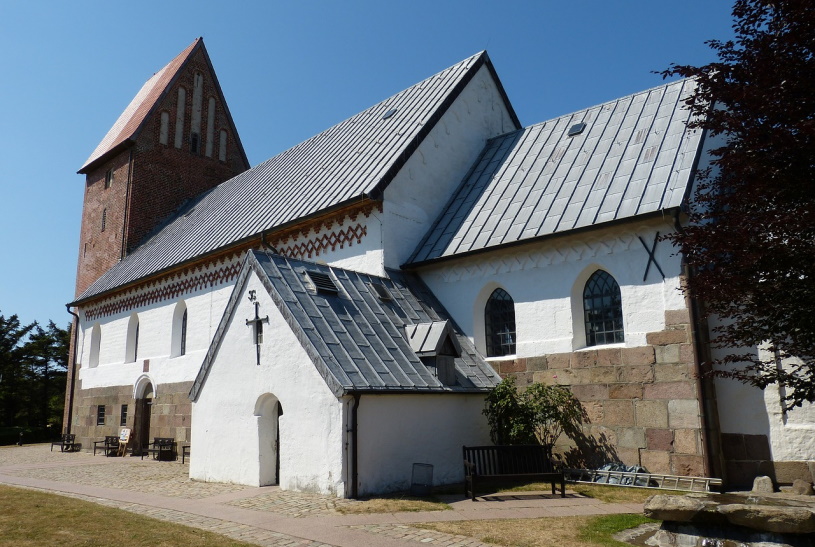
[171,301,187,358]
[125,313,139,363]
[89,324,101,368]
[583,270,624,346]
[485,288,516,357]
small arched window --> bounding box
[125,313,139,363]
[485,288,516,357]
[583,270,624,346]
[89,324,101,368]
[171,301,187,358]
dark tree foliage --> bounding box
[662,0,815,410]
[0,313,69,428]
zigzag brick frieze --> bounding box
[81,201,380,321]
[274,223,368,259]
[84,258,242,321]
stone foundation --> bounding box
[70,380,193,452]
[490,309,708,477]
[722,433,815,487]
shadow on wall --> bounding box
[558,430,621,470]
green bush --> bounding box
[483,377,584,447]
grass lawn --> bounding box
[0,485,254,547]
[412,482,665,546]
[415,513,656,547]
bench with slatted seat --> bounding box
[463,445,565,501]
[141,437,177,461]
[93,435,121,456]
[51,433,77,452]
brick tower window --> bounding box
[105,169,114,188]
[101,209,107,232]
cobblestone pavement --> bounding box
[0,444,644,547]
[348,524,493,546]
[226,490,361,517]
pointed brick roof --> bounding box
[78,38,244,174]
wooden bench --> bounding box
[93,436,121,456]
[463,445,565,501]
[51,433,77,452]
[141,437,177,461]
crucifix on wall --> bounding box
[245,290,269,366]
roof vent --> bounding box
[368,281,392,301]
[307,271,338,294]
[568,122,587,137]
[382,108,398,120]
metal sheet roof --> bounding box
[190,251,500,399]
[408,79,704,265]
[75,51,497,304]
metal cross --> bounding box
[245,290,269,366]
[638,231,666,282]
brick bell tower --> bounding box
[74,37,250,297]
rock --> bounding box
[718,503,815,534]
[792,478,814,496]
[643,494,722,524]
[752,475,774,493]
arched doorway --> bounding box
[133,376,154,455]
[254,394,282,486]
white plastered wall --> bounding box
[383,65,517,269]
[709,327,815,462]
[190,272,345,494]
[356,393,490,495]
[76,258,240,391]
[417,219,685,358]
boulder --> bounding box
[717,503,815,534]
[643,494,722,524]
[792,478,814,496]
[752,475,774,494]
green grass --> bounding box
[578,514,656,546]
[0,485,255,547]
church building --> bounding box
[65,38,814,496]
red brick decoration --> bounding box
[275,223,368,259]
[84,258,241,321]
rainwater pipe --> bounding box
[349,392,361,498]
[65,305,80,435]
[672,209,720,481]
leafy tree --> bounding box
[662,0,815,410]
[483,377,584,447]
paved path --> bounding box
[0,444,642,547]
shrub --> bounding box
[483,377,583,448]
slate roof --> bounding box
[189,251,501,400]
[408,79,704,265]
[74,51,517,304]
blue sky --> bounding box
[0,1,735,329]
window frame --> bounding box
[583,270,625,347]
[484,288,516,358]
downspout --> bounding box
[65,305,80,435]
[350,392,361,498]
[672,210,722,482]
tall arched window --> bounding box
[171,301,187,358]
[583,270,624,346]
[125,313,139,363]
[89,324,101,368]
[485,288,516,357]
